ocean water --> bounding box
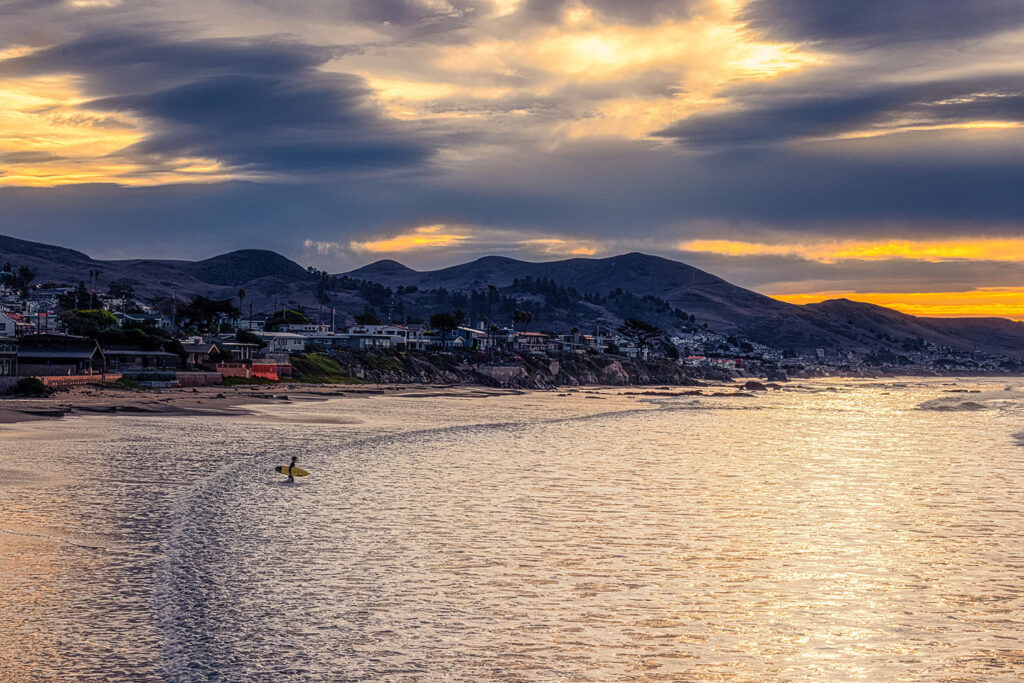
[1,378,1024,681]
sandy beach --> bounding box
[0,382,533,425]
[0,379,755,426]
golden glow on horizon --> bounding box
[773,288,1024,321]
[681,238,1024,263]
[350,225,473,253]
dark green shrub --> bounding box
[14,376,52,396]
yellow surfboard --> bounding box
[275,466,309,477]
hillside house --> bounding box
[0,310,17,338]
[278,322,332,334]
[236,318,266,332]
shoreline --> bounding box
[2,372,1019,427]
[0,382,614,426]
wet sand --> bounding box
[0,382,535,426]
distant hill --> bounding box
[185,250,313,286]
[3,233,1023,358]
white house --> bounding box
[254,331,307,353]
[345,324,409,347]
[278,322,332,334]
[0,310,18,338]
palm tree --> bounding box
[237,289,246,322]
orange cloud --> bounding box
[518,238,597,256]
[349,225,473,253]
[680,238,1024,263]
[773,288,1024,321]
[0,73,235,186]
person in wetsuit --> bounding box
[287,455,298,482]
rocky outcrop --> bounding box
[298,350,726,388]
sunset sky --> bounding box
[1,0,1022,318]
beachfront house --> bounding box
[181,339,222,367]
[403,324,431,350]
[254,331,307,354]
[453,326,493,351]
[301,333,348,350]
[104,348,181,372]
[512,331,549,354]
[17,334,106,376]
[341,333,392,350]
[217,340,260,362]
[344,324,409,347]
[0,341,16,376]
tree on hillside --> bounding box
[237,288,246,315]
[180,295,239,333]
[98,327,164,351]
[57,282,91,310]
[2,265,36,299]
[235,329,266,349]
[60,309,118,338]
[108,280,135,300]
[617,318,661,355]
[354,310,381,326]
[513,309,533,331]
[429,312,459,342]
[264,308,308,330]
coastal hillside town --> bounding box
[0,265,1020,392]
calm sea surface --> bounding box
[2,378,1024,681]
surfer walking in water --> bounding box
[287,455,298,482]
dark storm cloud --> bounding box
[0,33,334,90]
[742,0,1024,46]
[0,31,433,174]
[656,76,1024,148]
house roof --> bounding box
[182,343,219,353]
[103,349,179,358]
[18,348,99,360]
